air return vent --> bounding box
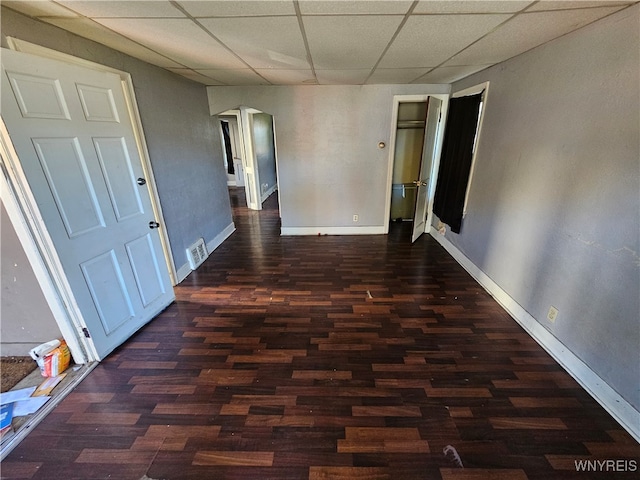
[187,238,207,270]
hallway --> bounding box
[2,189,638,479]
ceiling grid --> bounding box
[3,0,637,85]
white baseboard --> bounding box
[281,225,386,236]
[260,184,277,203]
[206,222,236,255]
[176,223,236,284]
[429,226,640,443]
[175,262,192,284]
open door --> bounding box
[240,107,261,210]
[1,49,174,359]
[412,97,442,243]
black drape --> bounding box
[221,121,235,175]
[433,93,483,233]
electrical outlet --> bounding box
[353,214,359,222]
[547,306,559,323]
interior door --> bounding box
[240,108,261,210]
[412,96,443,243]
[1,49,174,358]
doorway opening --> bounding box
[219,114,244,188]
[386,95,445,243]
[216,107,280,216]
[390,101,427,225]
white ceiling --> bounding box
[4,0,637,85]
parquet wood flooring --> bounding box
[2,188,638,479]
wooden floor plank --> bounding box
[3,188,638,480]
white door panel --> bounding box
[76,83,120,122]
[80,250,135,335]
[93,137,144,221]
[6,72,71,119]
[1,48,174,358]
[32,137,106,237]
[126,234,167,307]
[412,97,442,243]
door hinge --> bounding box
[82,327,91,338]
[438,111,442,122]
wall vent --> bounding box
[187,238,208,270]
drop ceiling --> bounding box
[4,0,637,85]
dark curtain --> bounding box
[433,93,483,233]
[221,121,234,175]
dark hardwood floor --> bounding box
[2,187,638,479]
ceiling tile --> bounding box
[378,14,511,68]
[256,69,317,84]
[366,68,431,84]
[414,65,492,83]
[3,0,79,17]
[197,68,271,85]
[527,1,635,11]
[448,6,627,65]
[199,17,309,69]
[42,17,184,68]
[315,69,371,84]
[177,0,295,17]
[414,1,533,14]
[57,0,184,18]
[166,68,226,85]
[304,15,404,69]
[94,18,247,69]
[299,0,414,15]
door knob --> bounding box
[149,221,160,229]
[137,178,146,185]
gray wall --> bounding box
[208,84,449,229]
[1,201,61,356]
[252,113,277,200]
[1,7,233,276]
[437,5,639,409]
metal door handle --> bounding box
[149,221,160,229]
[137,178,146,185]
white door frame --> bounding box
[240,107,262,211]
[219,109,252,200]
[384,94,449,235]
[1,41,176,363]
[218,115,243,186]
[451,82,490,216]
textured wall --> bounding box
[441,5,639,408]
[1,7,233,275]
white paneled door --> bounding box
[412,96,442,243]
[1,49,174,359]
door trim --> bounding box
[451,82,490,217]
[241,107,262,211]
[6,37,177,285]
[384,94,449,235]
